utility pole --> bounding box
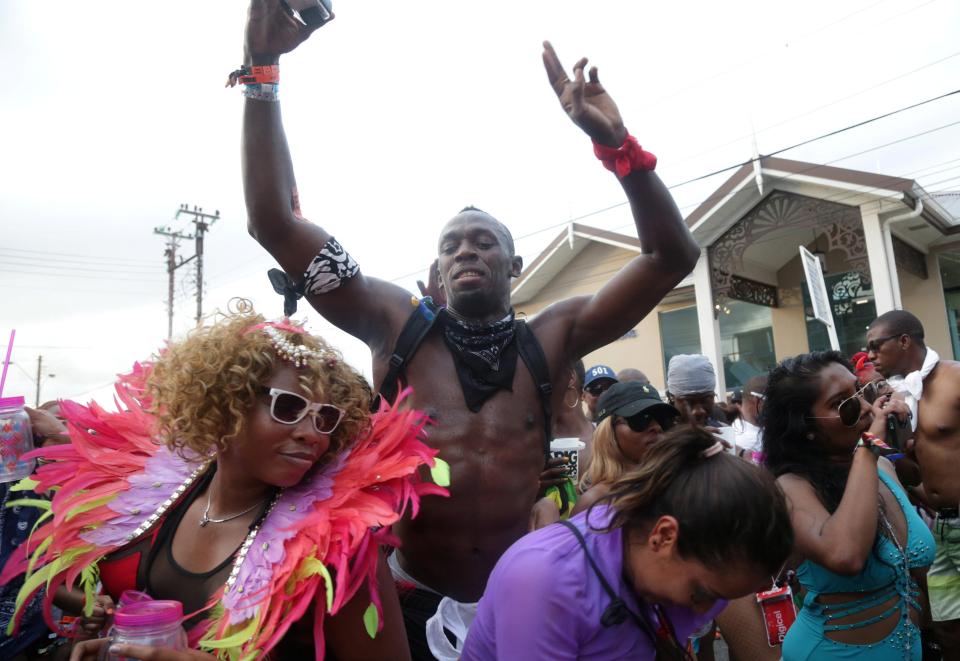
[174,204,220,325]
[154,226,193,339]
[34,355,55,407]
[153,204,219,337]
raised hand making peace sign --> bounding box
[542,41,628,148]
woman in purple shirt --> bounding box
[463,426,794,660]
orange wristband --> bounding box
[225,65,280,88]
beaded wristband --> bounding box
[243,83,279,103]
[593,134,657,178]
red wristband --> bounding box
[225,64,280,88]
[593,134,657,178]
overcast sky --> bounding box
[2,0,959,405]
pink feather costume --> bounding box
[0,362,448,660]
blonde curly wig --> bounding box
[146,301,370,458]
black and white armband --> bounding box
[302,237,360,295]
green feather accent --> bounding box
[9,563,53,634]
[64,494,116,522]
[79,565,100,617]
[200,615,260,650]
[290,557,335,610]
[30,508,53,534]
[4,498,51,511]
[42,545,95,591]
[10,477,39,492]
[26,536,53,576]
[317,561,335,611]
[429,458,451,487]
[363,602,379,639]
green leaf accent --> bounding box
[10,477,39,492]
[363,602,379,639]
[429,458,451,487]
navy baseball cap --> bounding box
[596,382,680,424]
[584,365,618,387]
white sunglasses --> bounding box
[261,387,345,434]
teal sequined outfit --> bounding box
[783,471,935,660]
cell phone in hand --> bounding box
[886,413,911,453]
[281,0,334,28]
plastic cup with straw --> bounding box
[0,329,36,483]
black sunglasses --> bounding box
[807,380,886,428]
[620,412,673,433]
[585,381,614,396]
[865,334,901,354]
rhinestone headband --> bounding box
[260,325,324,368]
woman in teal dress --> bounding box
[763,351,934,660]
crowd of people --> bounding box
[1,1,958,660]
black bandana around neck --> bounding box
[440,308,518,412]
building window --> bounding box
[719,300,776,390]
[659,307,701,379]
[803,271,877,355]
[939,253,960,359]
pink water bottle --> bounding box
[103,600,187,660]
[0,396,35,483]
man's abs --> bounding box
[374,328,559,600]
[915,434,960,508]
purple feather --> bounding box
[222,452,348,623]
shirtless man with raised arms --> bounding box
[239,2,698,655]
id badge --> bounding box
[756,585,796,647]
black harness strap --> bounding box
[376,297,440,409]
[376,302,554,460]
[514,320,553,460]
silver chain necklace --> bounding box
[199,489,266,527]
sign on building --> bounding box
[800,245,840,350]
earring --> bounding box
[564,385,581,409]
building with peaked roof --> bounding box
[512,157,960,395]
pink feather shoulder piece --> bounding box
[0,363,448,659]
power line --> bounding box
[665,48,960,171]
[67,380,117,401]
[0,258,164,276]
[671,89,960,191]
[0,247,161,266]
[641,0,937,111]
[8,362,37,385]
[0,268,161,283]
[0,283,158,297]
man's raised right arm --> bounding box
[241,0,409,348]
